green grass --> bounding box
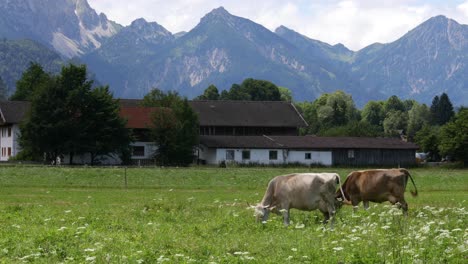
[0,166,467,263]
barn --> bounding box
[197,135,419,166]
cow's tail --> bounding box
[404,169,418,197]
[335,174,349,204]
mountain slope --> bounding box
[351,15,468,105]
[0,39,65,96]
[82,18,175,96]
[0,0,121,58]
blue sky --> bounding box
[87,0,468,50]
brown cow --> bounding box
[335,168,418,214]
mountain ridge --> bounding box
[0,2,467,106]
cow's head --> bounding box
[254,204,274,222]
[335,190,351,209]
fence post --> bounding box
[124,167,128,189]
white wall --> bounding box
[214,149,284,165]
[288,150,332,166]
[0,125,16,161]
[199,147,332,166]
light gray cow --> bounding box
[254,173,344,227]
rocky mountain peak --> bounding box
[199,6,235,25]
[128,18,173,43]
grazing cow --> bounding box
[335,168,418,214]
[254,173,345,227]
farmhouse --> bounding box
[0,101,30,161]
[0,100,419,166]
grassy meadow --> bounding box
[0,166,467,263]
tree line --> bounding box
[8,63,468,166]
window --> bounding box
[269,150,278,160]
[226,150,235,160]
[7,147,11,157]
[132,146,145,157]
[7,127,11,137]
[242,150,250,160]
[348,150,355,159]
[305,153,311,160]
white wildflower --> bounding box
[233,252,249,255]
[333,247,344,251]
[381,225,391,230]
[291,248,297,252]
[58,226,67,231]
[84,248,95,252]
[64,210,72,214]
[295,223,305,229]
[85,256,96,261]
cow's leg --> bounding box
[351,197,360,213]
[319,200,336,228]
[282,208,290,226]
[363,201,370,210]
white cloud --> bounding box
[88,0,468,50]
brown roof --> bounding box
[200,135,419,150]
[200,135,282,149]
[189,100,308,127]
[0,101,31,124]
[119,106,168,129]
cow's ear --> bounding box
[336,198,343,202]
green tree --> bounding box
[384,95,406,113]
[218,79,284,101]
[141,89,183,108]
[319,120,381,137]
[361,100,385,128]
[407,103,430,141]
[415,125,440,161]
[19,64,131,164]
[0,76,7,100]
[383,110,408,137]
[195,84,220,100]
[431,93,455,126]
[316,90,359,129]
[240,78,281,101]
[11,62,52,101]
[143,88,199,166]
[220,84,250,100]
[439,108,468,166]
[295,101,320,135]
[278,86,293,102]
[84,87,133,165]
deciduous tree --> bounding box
[143,88,199,166]
[439,108,468,166]
[11,62,51,101]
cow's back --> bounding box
[346,169,408,203]
[281,173,338,210]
